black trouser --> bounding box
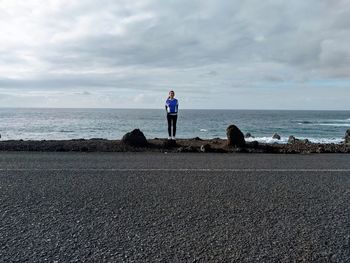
[167,114,177,137]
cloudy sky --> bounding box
[0,0,349,109]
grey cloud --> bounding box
[0,0,349,109]
[40,1,347,73]
[0,76,114,89]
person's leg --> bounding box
[172,115,177,137]
[167,114,172,137]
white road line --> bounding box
[0,168,350,172]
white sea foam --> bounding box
[298,121,350,127]
[245,136,343,144]
[246,137,288,144]
[200,129,207,132]
[329,119,350,122]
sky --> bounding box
[0,0,349,110]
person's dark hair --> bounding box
[168,90,175,99]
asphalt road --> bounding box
[1,152,350,262]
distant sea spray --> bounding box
[0,108,349,144]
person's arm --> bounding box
[165,101,168,113]
[176,100,179,113]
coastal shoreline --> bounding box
[0,138,349,153]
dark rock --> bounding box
[190,137,203,141]
[301,139,310,144]
[163,139,177,148]
[233,147,247,153]
[226,125,245,147]
[121,129,148,147]
[177,147,184,152]
[211,139,220,144]
[81,146,89,152]
[272,133,281,140]
[245,132,253,138]
[250,141,259,148]
[177,146,196,152]
[185,146,196,152]
[200,144,211,152]
[345,129,350,144]
[316,146,325,153]
[288,136,299,144]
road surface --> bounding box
[1,152,350,262]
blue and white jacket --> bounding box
[165,98,179,115]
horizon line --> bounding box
[0,107,350,111]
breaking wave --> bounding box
[245,136,343,144]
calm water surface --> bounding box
[0,108,349,143]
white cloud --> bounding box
[0,0,349,109]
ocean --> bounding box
[0,108,349,143]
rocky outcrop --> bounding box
[226,125,245,147]
[0,137,349,153]
[288,136,312,145]
[272,133,281,140]
[288,136,298,144]
[345,129,350,144]
[121,129,148,147]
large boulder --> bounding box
[345,129,350,144]
[121,129,148,147]
[226,125,245,147]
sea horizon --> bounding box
[0,107,350,111]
